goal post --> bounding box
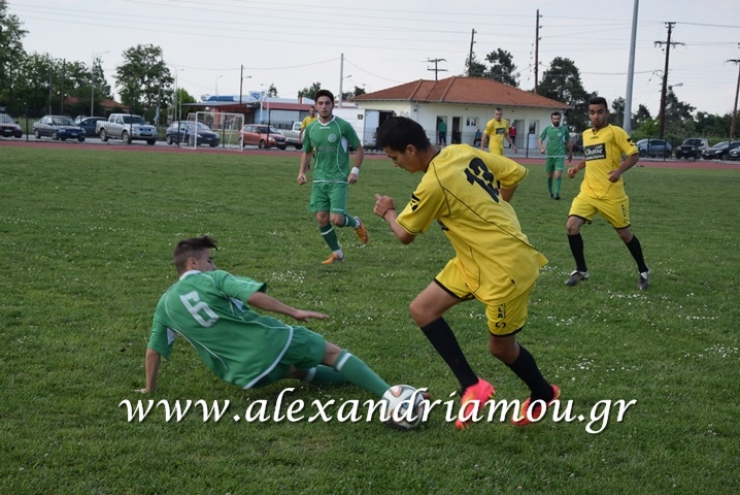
[186,111,244,150]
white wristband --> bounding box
[351,167,361,176]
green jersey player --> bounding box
[138,236,390,397]
[297,89,369,265]
[538,112,573,200]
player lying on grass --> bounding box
[137,235,391,399]
[373,117,558,430]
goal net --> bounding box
[185,111,244,150]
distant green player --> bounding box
[138,236,390,397]
[297,89,369,265]
[538,112,573,200]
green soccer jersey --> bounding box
[303,116,361,181]
[147,270,295,389]
[540,125,570,157]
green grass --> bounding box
[1,145,739,495]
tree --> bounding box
[297,82,322,99]
[538,57,592,132]
[0,0,28,112]
[611,97,625,128]
[267,83,278,97]
[115,44,173,115]
[633,104,652,129]
[485,49,518,87]
[341,85,367,101]
[464,53,487,78]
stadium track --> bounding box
[2,138,738,170]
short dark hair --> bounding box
[588,96,609,111]
[314,89,335,103]
[551,111,561,118]
[495,107,503,112]
[173,236,218,273]
[376,116,432,152]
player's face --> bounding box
[193,249,216,272]
[309,107,316,116]
[494,111,502,121]
[588,104,608,130]
[384,145,423,173]
[551,114,561,127]
[315,97,333,119]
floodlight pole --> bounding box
[729,53,740,145]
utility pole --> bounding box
[623,0,639,134]
[60,59,66,115]
[427,58,448,81]
[655,22,684,139]
[339,53,345,107]
[728,50,740,145]
[239,64,244,109]
[534,10,541,94]
[467,29,476,77]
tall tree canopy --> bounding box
[115,44,173,114]
[0,0,28,110]
[485,49,519,87]
[538,57,592,132]
[297,82,322,100]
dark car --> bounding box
[238,124,287,149]
[675,138,709,160]
[165,121,220,147]
[75,116,108,137]
[636,139,672,158]
[0,112,23,138]
[728,145,740,161]
[33,115,85,142]
[701,141,740,161]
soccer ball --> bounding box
[381,384,425,430]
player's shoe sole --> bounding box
[455,378,495,430]
[512,385,561,426]
[638,269,650,290]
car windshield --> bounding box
[713,141,728,148]
[0,113,14,124]
[684,139,701,146]
[122,116,146,124]
[52,116,74,125]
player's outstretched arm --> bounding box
[248,291,328,322]
[137,348,161,393]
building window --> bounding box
[466,117,478,127]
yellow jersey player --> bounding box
[482,107,518,156]
[374,116,558,430]
[565,96,650,290]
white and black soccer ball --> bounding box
[381,384,425,430]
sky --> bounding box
[8,0,740,117]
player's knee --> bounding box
[566,223,580,236]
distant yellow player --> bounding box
[482,108,518,156]
[565,96,650,290]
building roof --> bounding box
[353,77,570,109]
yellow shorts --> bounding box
[569,193,630,229]
[488,145,505,156]
[435,259,534,336]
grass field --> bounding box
[1,145,739,495]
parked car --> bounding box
[0,112,23,138]
[75,116,108,137]
[636,138,672,158]
[238,124,287,149]
[165,121,220,147]
[702,141,740,161]
[675,138,709,160]
[96,113,157,145]
[32,115,85,142]
[283,121,304,149]
[729,146,740,161]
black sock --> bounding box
[625,235,649,273]
[568,234,587,272]
[421,318,478,390]
[506,345,553,402]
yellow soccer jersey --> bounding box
[396,145,547,302]
[301,115,317,131]
[484,118,509,150]
[580,125,638,199]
